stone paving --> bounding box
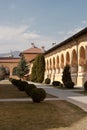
[37,85,87,112]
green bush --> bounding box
[17,81,28,91]
[11,79,20,86]
[52,81,61,86]
[64,81,74,89]
[0,75,5,80]
[25,84,37,96]
[62,65,72,85]
[59,83,64,88]
[11,79,28,91]
[31,88,46,103]
[45,78,51,84]
[84,81,87,91]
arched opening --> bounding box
[71,49,77,73]
[46,59,49,70]
[56,55,59,68]
[79,46,86,66]
[71,49,77,66]
[12,67,18,75]
[61,54,64,68]
[66,52,70,65]
[56,55,60,73]
[5,67,10,78]
[53,57,55,69]
[50,58,52,69]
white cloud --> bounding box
[0,24,55,53]
[82,20,87,25]
[0,25,41,53]
[0,25,40,41]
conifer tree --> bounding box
[16,54,29,79]
[62,65,72,84]
[31,54,45,83]
[36,54,45,83]
[0,65,6,80]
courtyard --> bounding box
[0,80,87,130]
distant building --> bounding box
[20,43,45,62]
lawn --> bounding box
[0,80,87,130]
[0,81,56,99]
[0,83,28,98]
[0,101,86,130]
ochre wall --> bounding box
[44,34,87,87]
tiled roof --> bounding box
[21,47,43,54]
[0,57,20,63]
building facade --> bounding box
[44,27,87,87]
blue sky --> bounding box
[0,0,87,53]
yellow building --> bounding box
[44,27,87,87]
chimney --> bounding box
[52,42,56,46]
[31,43,35,48]
[41,46,45,52]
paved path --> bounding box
[36,84,87,112]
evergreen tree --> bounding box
[31,60,37,82]
[62,65,72,84]
[16,55,29,79]
[0,65,6,80]
[31,54,45,83]
[36,54,45,83]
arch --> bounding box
[79,46,86,65]
[56,55,59,68]
[47,59,49,67]
[61,54,64,68]
[12,67,18,75]
[45,59,48,70]
[53,57,55,68]
[5,66,10,78]
[71,49,77,66]
[50,58,52,69]
[66,52,70,65]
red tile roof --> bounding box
[21,47,43,54]
[0,57,20,63]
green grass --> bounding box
[0,101,86,130]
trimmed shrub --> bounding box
[17,81,28,91]
[52,81,61,86]
[59,83,64,88]
[45,78,51,84]
[0,75,5,80]
[31,88,46,103]
[11,79,20,86]
[25,84,37,96]
[64,81,74,89]
[84,81,87,91]
[11,79,28,91]
[62,65,72,85]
